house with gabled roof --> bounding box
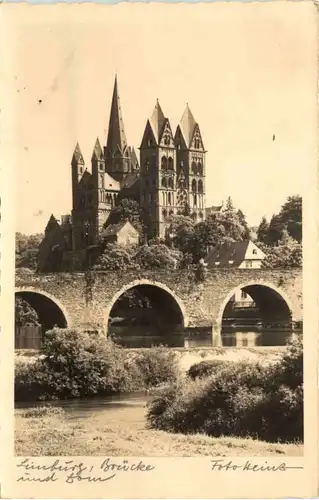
[101,221,139,247]
[206,240,266,270]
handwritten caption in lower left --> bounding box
[17,458,155,484]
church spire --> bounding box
[72,142,85,165]
[180,103,196,148]
[149,99,166,143]
[106,75,128,155]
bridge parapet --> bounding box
[15,267,302,331]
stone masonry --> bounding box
[15,268,302,343]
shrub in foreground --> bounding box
[187,359,231,380]
[147,340,303,443]
[15,328,144,401]
[134,347,180,388]
[15,328,182,401]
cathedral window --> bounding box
[194,139,200,149]
[161,157,167,171]
[164,134,170,146]
[162,177,167,188]
[168,177,173,189]
[148,139,152,147]
[100,175,104,188]
[192,179,197,192]
[79,167,83,174]
[191,161,197,174]
[193,194,197,207]
[168,192,172,206]
[162,209,167,220]
[198,179,203,193]
[167,157,174,170]
[144,159,150,172]
[197,162,203,176]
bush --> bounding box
[134,347,180,388]
[93,243,134,271]
[187,359,231,380]
[15,328,144,401]
[15,329,182,401]
[147,341,303,443]
[133,244,182,270]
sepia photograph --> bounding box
[9,0,316,471]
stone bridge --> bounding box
[15,267,302,344]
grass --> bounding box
[15,405,303,457]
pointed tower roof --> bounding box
[150,99,166,142]
[180,104,197,147]
[106,76,128,154]
[130,147,139,168]
[92,137,103,160]
[45,214,60,234]
[72,142,85,164]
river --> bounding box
[114,329,302,348]
[15,392,149,424]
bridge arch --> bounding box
[15,287,70,331]
[216,280,294,328]
[104,279,189,333]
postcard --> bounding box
[0,0,318,497]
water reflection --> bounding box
[112,329,302,349]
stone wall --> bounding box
[15,267,302,333]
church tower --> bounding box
[140,100,176,239]
[104,76,133,183]
[175,104,206,222]
[91,137,120,235]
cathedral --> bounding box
[38,76,207,271]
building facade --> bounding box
[39,76,207,270]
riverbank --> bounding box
[15,345,286,371]
[15,405,303,457]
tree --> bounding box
[204,210,246,246]
[225,196,235,212]
[15,233,43,270]
[262,232,302,268]
[133,244,182,270]
[257,216,270,245]
[105,198,145,237]
[236,209,250,239]
[93,243,134,271]
[259,196,302,246]
[168,215,196,256]
[15,297,40,327]
[278,195,302,243]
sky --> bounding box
[8,1,317,234]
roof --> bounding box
[205,240,265,268]
[92,137,103,161]
[206,205,223,215]
[102,220,138,237]
[180,104,196,147]
[72,142,85,164]
[120,171,140,190]
[106,76,128,155]
[149,99,166,142]
[104,172,121,191]
[129,147,139,169]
